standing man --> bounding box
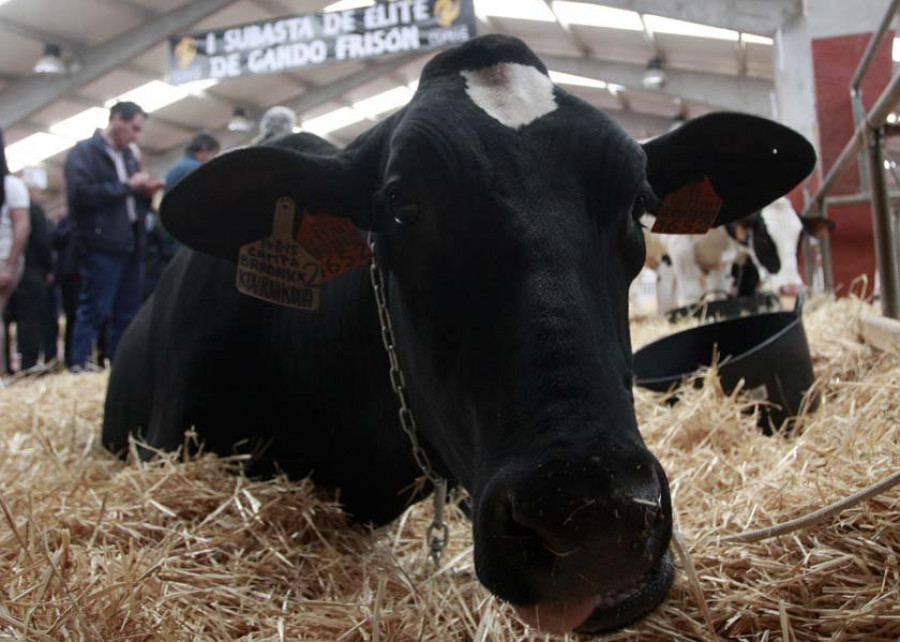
[0,127,31,377]
[8,177,53,370]
[64,101,162,369]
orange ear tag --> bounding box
[236,198,322,310]
[297,212,372,283]
[651,175,723,235]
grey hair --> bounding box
[254,106,298,144]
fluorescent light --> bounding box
[179,78,220,95]
[552,1,642,30]
[894,38,900,62]
[6,132,74,173]
[643,14,739,41]
[301,107,365,136]
[49,107,109,140]
[549,70,607,89]
[353,86,413,119]
[474,0,556,22]
[106,80,188,113]
[607,83,625,96]
[323,0,373,11]
[742,33,774,45]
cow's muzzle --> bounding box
[474,450,674,634]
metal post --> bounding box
[867,127,900,318]
[802,188,816,287]
[817,199,835,294]
[852,91,872,192]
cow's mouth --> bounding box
[511,549,674,635]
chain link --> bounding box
[368,238,448,566]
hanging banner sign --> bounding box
[168,0,476,85]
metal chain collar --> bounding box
[368,238,449,566]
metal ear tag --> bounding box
[235,197,322,310]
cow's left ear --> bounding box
[641,113,816,228]
[160,146,367,260]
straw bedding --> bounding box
[1,296,899,641]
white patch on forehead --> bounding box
[460,62,557,129]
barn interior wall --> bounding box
[777,0,895,294]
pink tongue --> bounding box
[513,596,599,634]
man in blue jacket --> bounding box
[64,101,163,369]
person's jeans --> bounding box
[70,251,143,369]
[12,268,46,370]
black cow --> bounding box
[104,35,815,635]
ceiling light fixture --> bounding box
[33,43,67,75]
[548,70,607,89]
[643,14,739,41]
[323,0,373,11]
[227,107,254,132]
[551,2,643,30]
[642,57,666,90]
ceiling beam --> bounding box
[90,0,159,19]
[542,53,774,117]
[573,0,801,36]
[0,0,240,129]
[605,110,672,138]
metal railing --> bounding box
[802,0,900,318]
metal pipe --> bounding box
[868,69,900,128]
[824,190,900,206]
[818,199,835,293]
[801,188,815,286]
[849,0,900,92]
[867,127,900,318]
[849,0,900,192]
[802,124,865,218]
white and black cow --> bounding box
[646,197,832,312]
[103,36,815,635]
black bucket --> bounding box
[666,292,781,324]
[633,297,818,433]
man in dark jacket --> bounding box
[64,101,162,369]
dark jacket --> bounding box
[64,131,150,256]
[24,201,53,277]
[52,216,80,280]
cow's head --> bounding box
[729,198,835,296]
[162,35,815,635]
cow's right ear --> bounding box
[160,146,366,260]
[642,113,816,230]
[799,214,836,239]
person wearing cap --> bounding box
[64,101,163,370]
[164,132,220,191]
[140,132,221,301]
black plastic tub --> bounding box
[666,292,781,323]
[633,298,817,433]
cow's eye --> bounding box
[632,188,659,223]
[387,183,419,227]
